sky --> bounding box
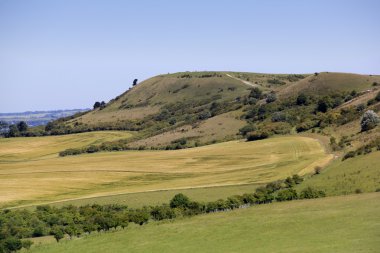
[0,0,379,112]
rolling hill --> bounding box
[1,71,379,253]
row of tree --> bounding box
[0,175,325,252]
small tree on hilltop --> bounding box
[360,110,379,132]
[93,101,101,109]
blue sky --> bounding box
[1,0,379,112]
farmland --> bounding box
[0,134,330,208]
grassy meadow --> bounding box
[297,151,380,195]
[0,134,331,208]
[28,193,380,253]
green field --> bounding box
[28,193,380,253]
[0,134,331,208]
[297,151,380,195]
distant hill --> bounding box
[8,71,379,154]
[0,109,89,127]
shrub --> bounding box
[299,187,326,199]
[151,204,176,221]
[275,189,298,202]
[360,110,379,131]
[296,120,316,132]
[376,91,380,101]
[266,93,277,103]
[246,131,270,141]
[198,111,212,120]
[296,93,309,105]
[170,193,190,208]
[314,166,322,175]
[342,151,356,160]
[355,188,363,194]
[168,117,177,125]
[249,87,262,99]
[317,97,332,113]
[292,174,303,184]
[284,177,295,188]
[59,148,82,157]
[271,112,287,122]
[239,124,257,136]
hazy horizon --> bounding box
[1,0,379,112]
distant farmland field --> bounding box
[0,134,331,208]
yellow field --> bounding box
[0,134,331,208]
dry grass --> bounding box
[0,136,330,208]
[130,110,245,147]
[279,72,380,98]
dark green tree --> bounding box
[93,101,101,109]
[16,121,28,132]
[170,193,190,208]
[296,93,309,105]
[249,87,262,99]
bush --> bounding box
[170,193,190,208]
[360,110,379,131]
[375,91,380,102]
[271,112,287,122]
[266,93,277,103]
[239,124,257,136]
[342,151,356,160]
[296,93,309,105]
[59,148,82,157]
[355,188,363,194]
[275,189,298,201]
[299,187,326,199]
[317,97,332,113]
[151,204,176,221]
[249,87,262,99]
[292,174,303,184]
[296,120,316,132]
[314,166,322,175]
[198,111,212,120]
[246,131,270,141]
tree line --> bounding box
[0,175,325,252]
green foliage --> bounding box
[296,93,310,105]
[275,189,298,201]
[317,97,333,113]
[249,87,262,99]
[265,92,277,103]
[299,187,326,199]
[93,101,101,109]
[238,124,257,136]
[246,131,270,141]
[2,237,22,253]
[360,110,379,132]
[16,121,28,132]
[170,193,190,208]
